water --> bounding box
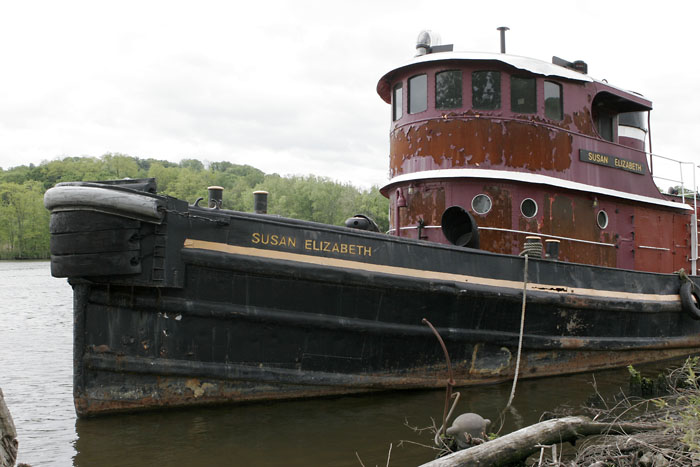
[0,261,691,466]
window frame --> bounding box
[408,74,428,115]
[435,69,463,110]
[510,75,537,114]
[471,194,492,215]
[392,83,403,121]
[520,198,538,218]
[544,80,563,120]
[472,70,501,110]
[597,210,609,229]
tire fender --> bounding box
[679,281,700,320]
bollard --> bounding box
[545,239,560,260]
[207,186,223,209]
[253,191,268,214]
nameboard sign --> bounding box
[579,149,645,175]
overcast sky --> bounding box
[1,0,698,189]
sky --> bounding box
[1,0,698,189]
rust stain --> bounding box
[75,346,700,417]
[572,108,595,135]
[92,344,112,353]
[634,205,677,273]
[403,184,446,227]
[185,378,215,398]
[540,193,617,267]
[476,185,515,254]
[390,118,573,177]
[469,343,512,376]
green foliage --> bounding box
[250,174,389,232]
[0,154,389,259]
[0,180,50,259]
[661,357,700,459]
[628,364,667,397]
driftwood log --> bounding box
[420,415,662,467]
[1,389,18,467]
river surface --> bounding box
[0,260,692,466]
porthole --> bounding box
[520,198,537,218]
[471,194,492,215]
[597,210,609,229]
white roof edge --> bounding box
[383,51,594,83]
[381,169,692,211]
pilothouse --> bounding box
[377,29,696,275]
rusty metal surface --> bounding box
[388,117,660,200]
[634,205,678,273]
[389,118,573,177]
[74,346,700,417]
[385,173,692,271]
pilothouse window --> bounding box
[436,70,462,109]
[392,83,403,121]
[595,108,614,142]
[472,71,501,110]
[409,74,428,114]
[544,81,563,120]
[511,76,536,113]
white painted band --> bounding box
[382,169,690,211]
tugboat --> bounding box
[45,30,700,417]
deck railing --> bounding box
[649,152,699,275]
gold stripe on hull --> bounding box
[183,239,680,304]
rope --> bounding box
[519,241,542,258]
[678,268,695,287]
[505,254,529,410]
[433,392,461,446]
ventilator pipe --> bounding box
[394,188,406,237]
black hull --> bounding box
[45,182,700,416]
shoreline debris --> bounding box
[1,388,18,467]
[419,415,661,466]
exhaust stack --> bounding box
[497,26,509,53]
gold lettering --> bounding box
[588,152,608,164]
[299,237,375,256]
[288,238,296,248]
[252,232,260,244]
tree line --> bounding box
[0,154,389,260]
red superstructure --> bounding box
[378,32,697,274]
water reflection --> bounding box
[73,366,657,467]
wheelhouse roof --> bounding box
[376,51,652,111]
